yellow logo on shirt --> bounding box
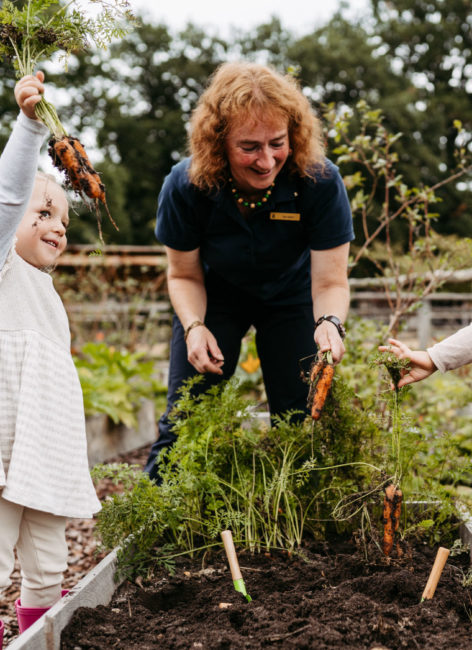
[270,212,301,221]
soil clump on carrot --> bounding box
[49,135,117,239]
[61,535,472,649]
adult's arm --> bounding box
[165,245,224,375]
[310,242,350,363]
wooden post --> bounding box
[417,300,432,349]
[421,547,450,601]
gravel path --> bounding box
[0,444,150,646]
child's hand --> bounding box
[14,71,45,121]
[378,338,437,387]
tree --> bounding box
[235,16,293,67]
[1,4,470,247]
[0,61,18,150]
[366,0,472,236]
[44,21,229,243]
[288,3,472,242]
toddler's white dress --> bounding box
[0,112,100,518]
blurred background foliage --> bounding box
[0,0,471,251]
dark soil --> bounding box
[61,538,472,649]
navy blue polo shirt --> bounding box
[155,157,354,306]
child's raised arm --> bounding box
[0,72,49,268]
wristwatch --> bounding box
[314,314,346,339]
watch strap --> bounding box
[314,314,346,339]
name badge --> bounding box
[270,212,301,222]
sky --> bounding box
[128,0,370,37]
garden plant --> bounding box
[324,100,472,335]
[75,348,472,648]
[74,341,166,428]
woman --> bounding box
[145,62,354,481]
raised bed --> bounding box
[7,504,472,649]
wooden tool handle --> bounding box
[221,530,242,581]
[422,546,450,600]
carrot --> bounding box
[48,135,118,240]
[309,353,325,383]
[382,483,403,556]
[311,362,334,420]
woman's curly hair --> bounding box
[188,62,325,192]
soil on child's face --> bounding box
[61,539,472,649]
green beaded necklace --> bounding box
[228,178,274,209]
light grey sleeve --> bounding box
[427,323,472,373]
[0,111,49,268]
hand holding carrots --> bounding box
[14,72,45,121]
[313,320,345,364]
[186,325,224,375]
[378,338,437,388]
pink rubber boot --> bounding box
[15,590,69,633]
[0,619,4,649]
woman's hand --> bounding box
[14,71,45,121]
[314,320,345,363]
[165,246,223,374]
[186,325,224,375]
[378,338,437,387]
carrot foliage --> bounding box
[0,0,135,136]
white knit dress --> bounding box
[0,112,101,518]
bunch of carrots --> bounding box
[306,350,335,421]
[48,135,118,240]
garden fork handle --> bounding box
[221,530,243,581]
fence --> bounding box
[57,245,472,352]
[350,291,472,348]
[56,244,170,353]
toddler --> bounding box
[0,72,100,644]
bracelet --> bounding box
[314,314,346,339]
[184,320,205,342]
